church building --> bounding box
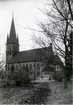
[6,17,63,80]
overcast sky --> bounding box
[0,0,52,58]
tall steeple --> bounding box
[17,35,19,45]
[7,14,19,45]
[6,14,19,62]
[9,15,16,43]
[6,34,9,44]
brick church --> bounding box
[6,17,63,80]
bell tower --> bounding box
[6,16,19,62]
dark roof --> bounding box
[8,47,54,63]
[52,55,63,65]
[42,55,63,72]
[7,46,63,65]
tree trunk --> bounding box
[64,67,67,88]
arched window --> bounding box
[10,50,11,55]
[29,64,33,70]
[11,65,14,73]
[37,63,40,70]
[6,65,9,72]
[16,65,19,71]
[8,50,10,55]
[56,65,60,71]
[22,64,25,70]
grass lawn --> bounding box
[0,83,34,104]
[47,81,73,104]
[0,80,72,104]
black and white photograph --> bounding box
[0,0,73,104]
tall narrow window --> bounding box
[10,50,11,55]
[11,65,14,73]
[7,65,9,72]
[8,50,9,55]
[37,63,40,70]
[26,64,29,72]
[16,65,19,71]
[29,64,33,70]
[56,65,60,71]
[22,64,25,70]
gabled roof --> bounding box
[50,55,63,65]
[7,46,63,65]
[7,47,54,63]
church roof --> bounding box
[7,47,52,63]
[7,46,63,65]
[50,55,63,65]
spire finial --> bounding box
[12,11,14,19]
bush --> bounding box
[8,70,30,86]
[52,73,62,81]
[0,70,5,81]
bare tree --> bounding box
[0,35,6,81]
[32,0,73,88]
[66,0,73,20]
[16,0,73,88]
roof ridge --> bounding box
[19,47,51,53]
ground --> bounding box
[0,80,72,104]
[48,81,72,104]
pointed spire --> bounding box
[6,13,19,46]
[6,34,9,44]
[9,14,17,44]
[17,35,19,45]
[12,11,14,19]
